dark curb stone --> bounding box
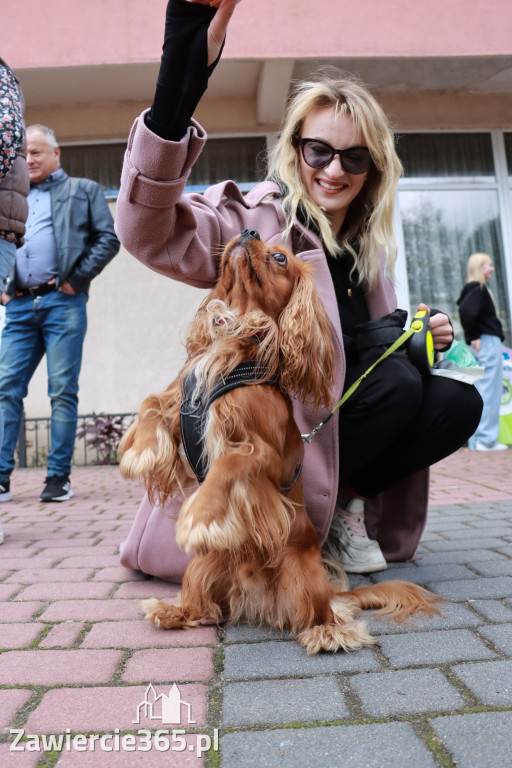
[372,564,476,584]
[221,722,436,768]
[224,625,292,643]
[223,641,381,680]
[470,599,512,622]
[476,623,512,654]
[451,659,512,705]
[431,711,512,768]
[350,667,464,716]
[378,629,496,667]
[412,549,508,565]
[471,559,512,577]
[427,576,512,601]
[365,602,482,636]
[222,677,349,726]
[421,538,509,552]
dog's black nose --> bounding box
[240,229,261,241]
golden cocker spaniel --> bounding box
[120,230,441,653]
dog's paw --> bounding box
[140,598,200,629]
[119,447,156,479]
[297,620,376,654]
[176,517,244,554]
[176,491,247,554]
[140,598,165,625]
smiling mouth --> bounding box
[317,180,346,191]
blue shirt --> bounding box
[15,169,64,289]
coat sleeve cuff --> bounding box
[121,111,207,208]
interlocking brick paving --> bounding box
[0,451,511,767]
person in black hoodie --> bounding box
[457,252,508,452]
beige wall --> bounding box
[24,97,262,144]
[23,203,208,418]
[23,92,512,145]
[381,93,512,131]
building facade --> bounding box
[5,0,512,417]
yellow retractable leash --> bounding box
[302,310,434,444]
[407,309,435,376]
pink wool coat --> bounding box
[115,112,429,582]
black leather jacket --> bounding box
[7,170,120,297]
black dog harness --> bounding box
[179,360,302,489]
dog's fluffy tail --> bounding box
[340,581,443,623]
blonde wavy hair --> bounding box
[267,74,403,287]
[467,252,492,284]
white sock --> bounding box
[344,498,365,516]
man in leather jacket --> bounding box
[0,124,119,503]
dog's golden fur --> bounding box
[119,233,442,653]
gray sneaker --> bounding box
[324,498,387,574]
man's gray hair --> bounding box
[26,123,59,152]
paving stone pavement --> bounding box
[0,448,511,767]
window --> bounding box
[59,136,267,196]
[60,143,126,195]
[397,133,495,181]
[186,136,267,189]
[396,133,511,344]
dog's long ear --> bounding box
[278,269,334,410]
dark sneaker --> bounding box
[0,480,12,502]
[40,475,74,502]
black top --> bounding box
[457,281,504,343]
[146,0,223,141]
[326,251,370,364]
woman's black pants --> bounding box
[338,355,483,499]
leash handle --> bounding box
[407,309,435,375]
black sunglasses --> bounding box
[299,138,372,175]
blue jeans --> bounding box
[0,238,16,291]
[468,333,503,449]
[0,291,87,478]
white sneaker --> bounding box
[475,440,508,452]
[0,516,4,544]
[324,498,387,574]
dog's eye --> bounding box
[271,252,288,266]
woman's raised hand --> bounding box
[183,0,241,65]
